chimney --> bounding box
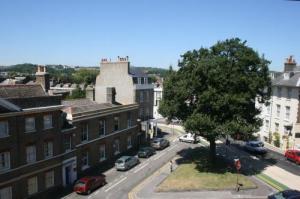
[284,56,297,72]
[35,65,50,92]
[85,85,95,101]
[106,87,116,104]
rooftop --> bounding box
[0,84,47,98]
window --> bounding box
[0,121,9,138]
[127,136,132,149]
[287,88,292,99]
[277,87,282,98]
[141,77,144,84]
[144,77,148,84]
[44,141,53,159]
[27,176,38,195]
[276,104,281,117]
[145,108,149,119]
[81,124,88,142]
[285,106,290,120]
[0,152,10,171]
[138,77,141,84]
[284,126,289,134]
[0,186,12,199]
[81,151,89,170]
[266,105,270,115]
[43,115,52,129]
[64,136,71,152]
[45,170,54,188]
[127,112,132,128]
[26,145,36,163]
[295,133,300,138]
[99,120,106,136]
[140,91,144,102]
[133,77,138,84]
[114,117,119,131]
[139,108,143,119]
[265,120,269,130]
[113,139,120,155]
[25,117,35,132]
[146,91,149,102]
[275,123,279,132]
[99,145,106,162]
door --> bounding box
[65,166,71,185]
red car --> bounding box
[74,175,106,195]
[285,149,300,165]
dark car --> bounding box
[285,150,300,165]
[268,189,300,199]
[138,147,156,158]
[151,138,170,150]
[244,141,267,154]
[74,175,106,195]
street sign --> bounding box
[234,159,241,170]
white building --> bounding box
[258,56,300,150]
[153,82,163,119]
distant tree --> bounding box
[159,38,271,162]
[67,86,86,99]
[72,69,99,85]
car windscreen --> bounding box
[75,180,86,186]
[116,159,124,164]
[252,143,263,147]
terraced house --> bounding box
[0,65,142,198]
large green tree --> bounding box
[159,38,271,161]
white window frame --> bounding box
[266,105,270,115]
[113,117,119,132]
[275,123,279,132]
[81,151,89,170]
[64,136,72,152]
[285,106,290,120]
[99,120,106,136]
[127,136,132,149]
[113,139,120,155]
[0,186,12,199]
[0,121,9,138]
[0,151,10,172]
[81,124,88,143]
[99,144,106,162]
[276,104,281,117]
[26,145,36,164]
[44,141,53,159]
[287,88,292,99]
[25,117,36,133]
[43,115,53,129]
[45,170,54,188]
[27,176,38,195]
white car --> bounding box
[179,133,199,143]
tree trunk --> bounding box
[209,137,216,163]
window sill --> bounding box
[45,156,53,160]
[25,130,36,133]
[127,146,132,149]
[114,151,120,156]
[0,168,10,173]
[0,135,10,139]
[81,140,89,144]
[99,158,106,162]
[43,127,53,130]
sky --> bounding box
[0,0,299,71]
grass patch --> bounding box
[256,173,289,191]
[157,147,257,192]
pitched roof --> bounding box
[0,84,47,98]
[129,67,148,77]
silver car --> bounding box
[115,156,140,171]
[244,141,267,154]
[151,138,170,150]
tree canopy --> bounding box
[159,38,271,161]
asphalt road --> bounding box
[62,131,188,199]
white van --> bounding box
[179,133,199,143]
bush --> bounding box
[273,132,280,147]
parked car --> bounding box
[151,138,170,150]
[74,175,106,195]
[138,147,156,158]
[115,156,140,171]
[179,133,199,143]
[244,141,267,154]
[285,149,300,165]
[268,189,300,199]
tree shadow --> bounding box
[175,143,278,176]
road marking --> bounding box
[133,162,149,173]
[153,152,166,160]
[95,190,99,195]
[104,177,127,192]
[167,145,177,151]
